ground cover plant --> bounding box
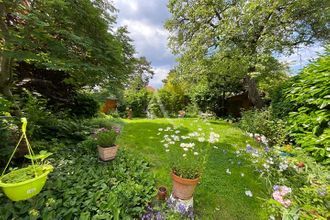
[0,140,156,219]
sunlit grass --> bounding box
[117,118,268,219]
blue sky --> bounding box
[113,0,325,88]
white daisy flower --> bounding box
[245,190,253,197]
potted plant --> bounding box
[96,129,119,161]
[158,126,220,200]
[0,118,53,201]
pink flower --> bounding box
[272,185,292,208]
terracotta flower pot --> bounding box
[157,186,167,201]
[98,145,118,161]
[171,172,199,200]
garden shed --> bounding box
[102,97,118,113]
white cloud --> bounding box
[149,66,171,88]
[113,0,138,13]
[119,19,173,63]
[113,0,175,88]
[279,44,325,74]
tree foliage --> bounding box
[0,0,134,97]
[272,49,330,163]
[165,0,329,110]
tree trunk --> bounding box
[244,75,263,109]
[0,55,13,98]
[0,2,13,98]
[221,90,225,115]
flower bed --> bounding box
[240,137,329,219]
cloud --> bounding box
[149,66,171,88]
[279,44,325,74]
[113,0,175,88]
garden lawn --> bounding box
[117,118,269,219]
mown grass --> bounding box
[117,118,268,219]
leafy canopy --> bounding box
[1,0,133,88]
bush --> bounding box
[68,93,99,118]
[0,143,156,219]
[123,88,152,117]
[147,95,163,118]
[272,50,330,163]
[184,103,200,118]
[157,89,190,117]
[239,108,286,147]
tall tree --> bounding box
[166,0,329,107]
[0,0,133,98]
[128,56,155,91]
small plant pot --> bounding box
[157,186,167,201]
[0,164,53,201]
[171,172,199,200]
[98,145,118,161]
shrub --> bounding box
[0,143,156,219]
[184,103,200,118]
[147,95,163,118]
[272,49,330,163]
[96,130,117,147]
[68,93,99,118]
[239,108,286,146]
[123,88,152,117]
[157,89,190,117]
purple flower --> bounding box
[317,187,327,197]
[112,126,121,134]
[155,212,163,220]
[142,213,152,220]
[264,146,270,153]
[246,144,253,153]
[178,204,186,214]
[273,185,280,191]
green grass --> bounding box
[117,118,268,219]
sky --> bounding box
[113,0,325,88]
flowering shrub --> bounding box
[239,108,286,146]
[241,141,329,219]
[157,125,219,179]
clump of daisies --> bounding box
[158,126,220,179]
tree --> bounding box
[166,0,329,107]
[159,69,190,115]
[128,56,155,90]
[0,0,133,98]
